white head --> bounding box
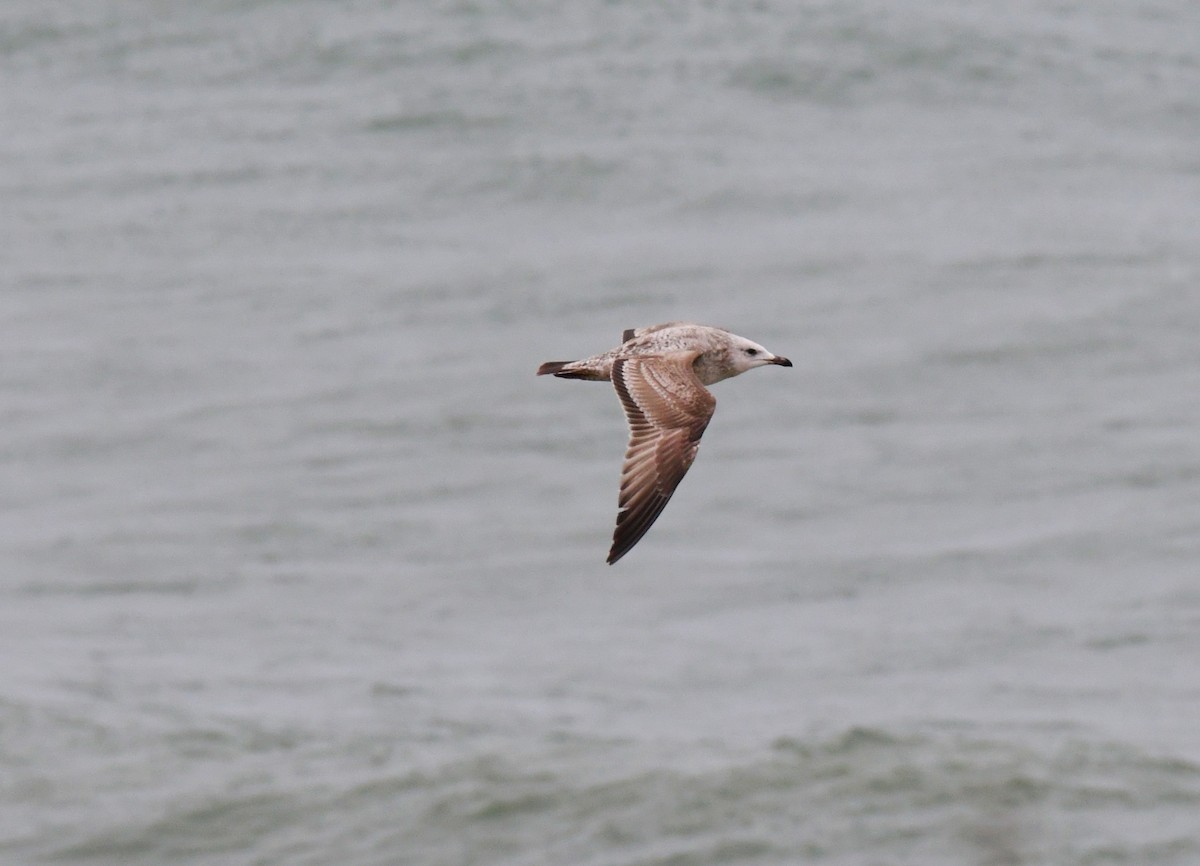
[727,333,793,375]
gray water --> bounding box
[4,2,1200,864]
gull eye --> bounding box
[744,348,758,356]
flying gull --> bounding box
[537,322,792,563]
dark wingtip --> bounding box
[622,328,636,343]
[607,547,630,565]
[537,361,569,376]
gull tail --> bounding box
[536,360,606,380]
[537,360,573,376]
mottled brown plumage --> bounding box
[537,323,792,563]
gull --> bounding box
[537,322,792,564]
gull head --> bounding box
[727,334,793,375]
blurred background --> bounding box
[3,2,1199,864]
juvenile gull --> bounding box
[537,322,792,564]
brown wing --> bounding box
[607,352,717,564]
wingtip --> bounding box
[607,519,638,564]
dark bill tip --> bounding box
[770,356,793,367]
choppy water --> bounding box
[4,2,1200,864]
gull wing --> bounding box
[621,322,689,343]
[607,352,716,564]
